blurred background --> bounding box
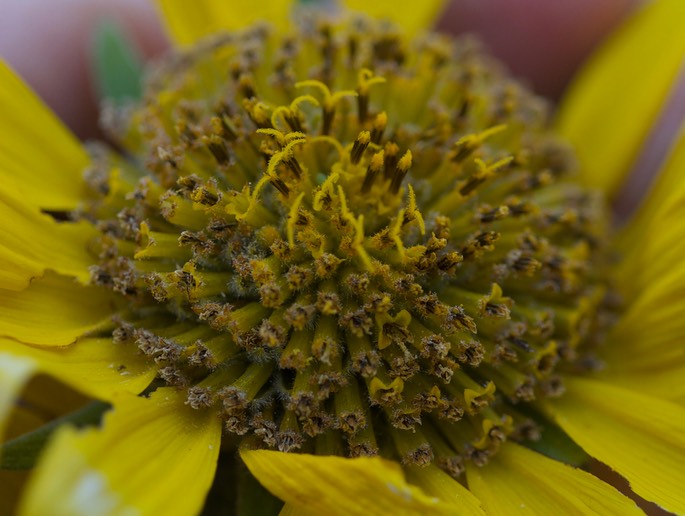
[0,0,638,138]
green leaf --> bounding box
[91,20,144,104]
[1,401,110,470]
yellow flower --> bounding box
[1,0,685,515]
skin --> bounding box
[0,0,638,139]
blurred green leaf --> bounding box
[92,20,144,104]
[1,401,109,470]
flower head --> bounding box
[2,1,685,515]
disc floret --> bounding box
[85,17,612,475]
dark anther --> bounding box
[445,306,477,333]
[350,131,371,165]
[270,177,290,196]
[387,150,412,194]
[459,174,488,196]
[478,205,510,223]
[177,174,201,194]
[339,410,365,435]
[391,408,422,430]
[350,350,380,377]
[438,456,465,479]
[276,430,304,452]
[340,309,373,337]
[401,443,433,466]
[193,187,220,206]
[285,113,304,133]
[455,96,471,123]
[509,337,534,353]
[437,252,463,272]
[372,35,406,65]
[357,91,369,123]
[382,142,399,179]
[451,138,479,163]
[370,112,387,144]
[205,136,231,166]
[484,302,510,319]
[238,73,256,99]
[319,25,335,85]
[454,340,485,366]
[507,201,532,216]
[511,255,541,275]
[347,36,358,67]
[284,157,302,179]
[322,106,335,136]
[361,150,384,193]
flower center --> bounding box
[83,17,613,476]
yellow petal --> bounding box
[466,442,640,515]
[556,0,685,197]
[279,504,303,516]
[598,367,685,405]
[241,450,447,515]
[602,188,685,402]
[545,376,685,514]
[0,338,155,401]
[0,62,93,290]
[341,0,447,36]
[580,270,685,403]
[155,0,293,46]
[19,389,221,516]
[0,273,113,346]
[603,265,685,372]
[615,130,685,295]
[607,145,685,403]
[405,464,484,515]
[0,193,97,290]
[0,353,35,449]
[0,60,88,211]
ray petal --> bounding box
[556,0,685,198]
[405,464,484,515]
[0,60,88,211]
[0,193,97,291]
[616,131,685,293]
[241,449,449,515]
[466,442,640,515]
[0,338,155,402]
[545,376,685,514]
[19,389,221,516]
[0,273,113,346]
